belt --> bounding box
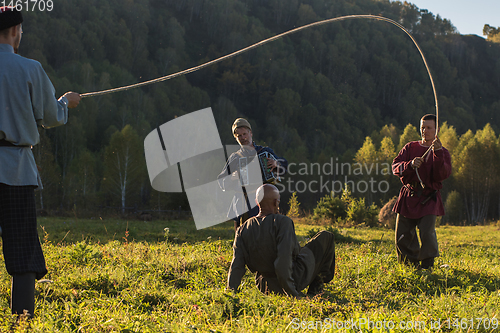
[403,182,422,197]
[421,190,438,205]
[406,181,421,189]
[0,139,30,148]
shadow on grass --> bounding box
[454,243,500,250]
[39,217,369,245]
[306,226,365,244]
[320,267,500,314]
[37,217,236,245]
[382,266,500,310]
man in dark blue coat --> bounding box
[218,118,288,231]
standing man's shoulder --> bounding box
[253,142,264,151]
[21,57,47,75]
[257,145,275,155]
[401,141,420,150]
[253,142,272,153]
[394,141,422,160]
[3,50,46,75]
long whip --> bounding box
[80,14,439,182]
[80,14,439,128]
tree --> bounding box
[271,0,298,26]
[33,130,62,210]
[443,191,463,225]
[379,124,399,148]
[269,88,302,129]
[65,150,98,210]
[51,114,86,180]
[287,192,300,218]
[398,123,420,150]
[377,136,400,200]
[355,136,377,165]
[296,4,317,26]
[354,138,377,198]
[483,24,500,42]
[312,192,346,224]
[453,124,500,223]
[438,122,459,153]
[102,125,146,213]
[378,136,395,163]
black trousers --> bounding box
[303,231,336,287]
[255,231,336,295]
[395,214,439,264]
[0,184,47,279]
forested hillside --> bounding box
[18,0,500,223]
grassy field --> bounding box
[0,217,499,332]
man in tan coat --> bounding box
[227,184,335,297]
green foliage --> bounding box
[354,136,377,165]
[443,190,463,225]
[484,24,500,42]
[378,136,396,163]
[312,192,346,223]
[347,198,379,227]
[438,121,459,153]
[313,187,378,226]
[68,241,103,265]
[346,196,366,224]
[33,130,62,210]
[398,123,421,150]
[286,192,301,218]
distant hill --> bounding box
[16,0,500,212]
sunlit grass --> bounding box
[0,218,498,332]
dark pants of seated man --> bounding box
[256,230,336,296]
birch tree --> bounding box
[453,124,500,223]
[65,150,97,210]
[102,125,145,213]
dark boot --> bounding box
[420,258,435,270]
[399,255,420,269]
[307,275,324,297]
[11,273,36,317]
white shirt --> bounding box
[0,43,68,187]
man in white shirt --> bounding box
[0,6,81,317]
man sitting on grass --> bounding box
[226,184,336,297]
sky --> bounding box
[402,0,500,37]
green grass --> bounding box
[0,217,499,332]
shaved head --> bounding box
[255,184,280,216]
